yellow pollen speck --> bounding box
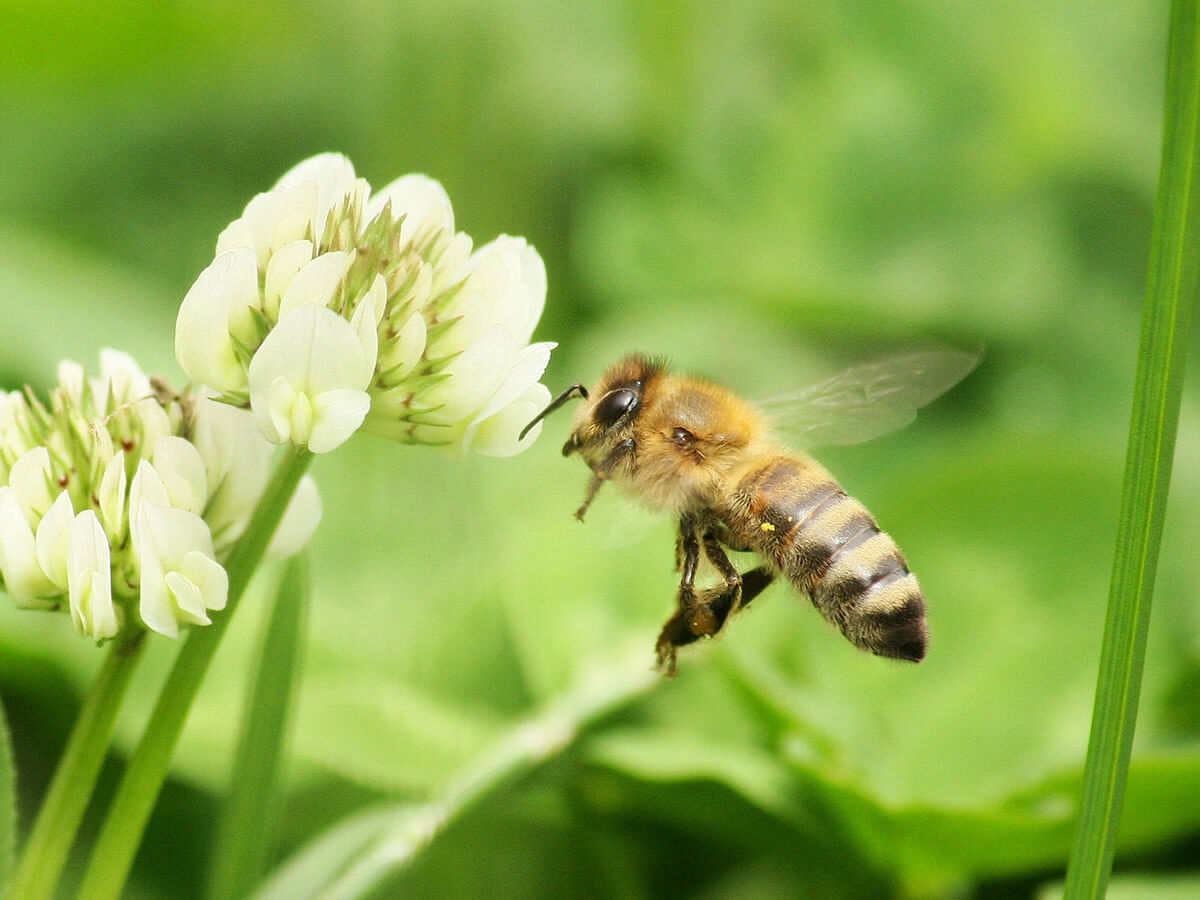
[760,522,775,532]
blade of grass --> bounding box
[1063,0,1200,896]
[207,553,310,900]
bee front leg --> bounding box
[575,438,636,521]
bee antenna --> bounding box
[519,383,589,441]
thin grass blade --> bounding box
[1063,0,1200,895]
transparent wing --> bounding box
[760,348,981,447]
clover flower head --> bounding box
[176,153,556,456]
[0,352,321,642]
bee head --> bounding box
[560,354,664,458]
[519,354,665,457]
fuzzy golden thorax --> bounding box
[563,354,770,513]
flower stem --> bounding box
[75,445,314,900]
[6,628,146,900]
[1063,1,1200,896]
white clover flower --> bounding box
[130,460,227,639]
[0,352,322,642]
[176,153,555,455]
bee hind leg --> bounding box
[703,566,775,630]
[654,566,776,675]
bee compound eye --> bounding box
[594,388,638,427]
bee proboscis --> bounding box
[521,349,978,675]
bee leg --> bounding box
[656,567,777,675]
[575,438,636,521]
[703,566,775,631]
[700,531,743,616]
[655,516,710,675]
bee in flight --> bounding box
[520,349,978,675]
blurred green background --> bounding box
[2,0,1199,897]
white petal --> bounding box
[366,173,454,245]
[181,550,229,613]
[67,510,117,640]
[192,400,272,550]
[175,248,257,392]
[34,490,75,590]
[266,475,322,559]
[99,349,152,403]
[134,501,221,637]
[217,183,318,269]
[349,276,386,383]
[276,152,356,189]
[467,341,555,429]
[57,360,86,407]
[132,397,174,453]
[307,390,371,453]
[417,325,515,425]
[469,383,553,457]
[97,450,127,538]
[377,311,427,379]
[248,305,374,449]
[164,570,210,625]
[8,446,55,526]
[129,460,171,526]
[0,486,58,607]
[277,250,353,319]
[263,239,315,320]
[463,236,547,346]
[151,436,208,516]
[276,154,361,250]
[136,519,176,638]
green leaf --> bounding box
[0,695,14,893]
[251,804,431,900]
[207,554,311,900]
[1043,873,1200,899]
[256,648,657,899]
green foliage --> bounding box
[1,0,1198,897]
[0,696,12,891]
[208,555,311,900]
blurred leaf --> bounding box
[258,649,656,898]
[0,696,13,892]
[1041,872,1200,899]
[589,717,1200,894]
[208,554,311,900]
[251,804,416,900]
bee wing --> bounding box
[760,348,981,447]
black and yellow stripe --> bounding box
[733,457,927,661]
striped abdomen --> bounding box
[727,456,927,661]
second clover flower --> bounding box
[176,153,556,456]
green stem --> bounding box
[6,628,146,900]
[75,445,314,900]
[1064,1,1200,896]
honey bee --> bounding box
[520,349,978,675]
